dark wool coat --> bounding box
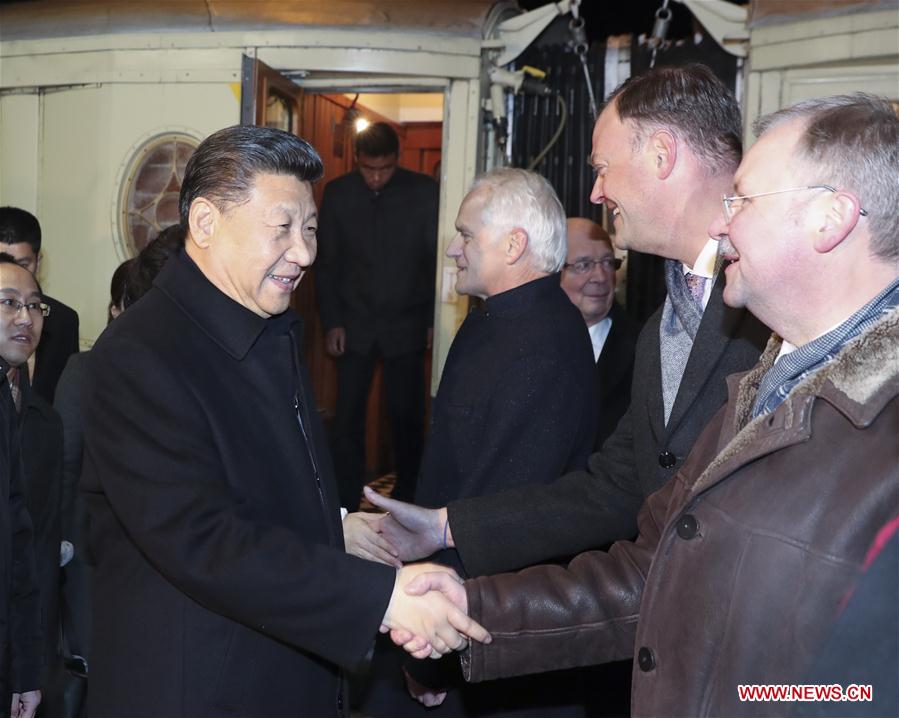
[448,273,769,573]
[80,251,395,718]
[0,360,42,703]
[18,378,63,691]
[314,167,438,358]
[464,306,899,718]
[408,274,597,717]
[414,274,597,527]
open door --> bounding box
[240,55,306,132]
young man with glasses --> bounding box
[0,254,54,718]
[0,208,80,404]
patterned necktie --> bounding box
[684,272,708,307]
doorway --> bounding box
[242,57,445,495]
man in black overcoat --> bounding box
[78,125,487,718]
[0,208,79,405]
[361,168,596,717]
[315,122,438,507]
[0,257,46,718]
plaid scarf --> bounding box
[753,276,899,418]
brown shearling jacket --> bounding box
[463,306,899,717]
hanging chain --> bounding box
[569,0,598,120]
[649,0,672,69]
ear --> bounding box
[505,228,529,265]
[812,191,861,254]
[187,197,218,250]
[647,129,677,180]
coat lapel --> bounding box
[665,274,735,434]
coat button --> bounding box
[637,646,656,672]
[676,514,700,540]
[658,450,676,468]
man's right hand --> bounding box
[325,327,346,357]
[364,487,449,561]
[381,563,490,659]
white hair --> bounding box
[470,168,567,273]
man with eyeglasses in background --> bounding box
[0,254,54,718]
[0,208,80,405]
[561,218,640,449]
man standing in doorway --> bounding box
[315,122,438,508]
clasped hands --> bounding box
[381,563,491,659]
[343,493,489,658]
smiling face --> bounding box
[0,261,44,368]
[709,119,814,325]
[561,220,617,326]
[446,186,507,299]
[588,102,660,254]
[187,172,318,318]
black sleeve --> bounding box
[9,435,44,692]
[82,343,396,670]
[53,354,84,544]
[449,403,644,576]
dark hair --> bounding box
[607,63,742,176]
[754,93,899,260]
[108,258,135,323]
[123,224,185,309]
[0,206,41,252]
[355,122,399,158]
[0,251,44,295]
[178,125,324,225]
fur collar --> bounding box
[693,305,899,494]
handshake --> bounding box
[381,563,491,660]
[343,490,491,660]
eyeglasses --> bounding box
[563,257,623,275]
[722,184,869,222]
[0,297,50,318]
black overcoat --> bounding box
[18,378,63,694]
[449,273,770,574]
[80,251,395,718]
[314,167,438,357]
[407,274,597,717]
[0,360,42,704]
[416,274,597,567]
